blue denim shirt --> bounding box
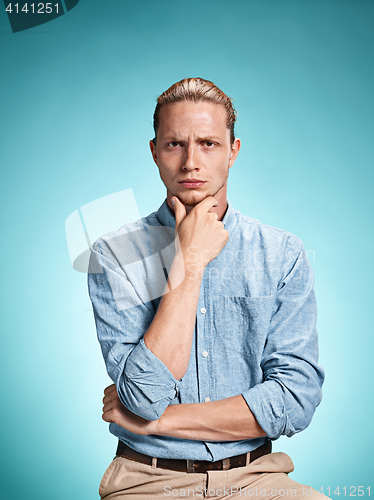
[88,199,324,461]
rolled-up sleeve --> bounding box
[242,236,325,439]
[88,238,180,421]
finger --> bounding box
[104,385,117,395]
[103,396,124,414]
[103,384,116,396]
[192,196,218,214]
[103,388,118,404]
[103,400,116,413]
[172,197,187,231]
[103,384,122,403]
[102,410,115,423]
[208,211,218,221]
[102,393,118,405]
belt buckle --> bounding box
[186,460,196,473]
[186,458,231,473]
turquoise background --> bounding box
[1,0,373,498]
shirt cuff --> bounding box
[118,338,180,420]
[242,382,289,440]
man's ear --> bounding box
[150,139,158,165]
[229,138,241,168]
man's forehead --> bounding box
[157,101,229,135]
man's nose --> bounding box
[182,144,198,171]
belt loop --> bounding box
[222,458,230,470]
[152,457,157,469]
[187,460,195,473]
[246,452,250,466]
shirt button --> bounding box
[204,397,211,402]
[200,308,206,314]
[202,351,208,358]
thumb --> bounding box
[172,197,186,231]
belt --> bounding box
[116,440,272,474]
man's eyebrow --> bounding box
[162,136,183,141]
[198,136,221,142]
[162,135,222,142]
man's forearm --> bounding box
[151,395,267,441]
[143,251,204,381]
[102,384,267,441]
[143,196,229,382]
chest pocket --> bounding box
[219,295,274,354]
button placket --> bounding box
[196,275,211,404]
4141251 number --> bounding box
[5,3,60,14]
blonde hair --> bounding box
[153,78,237,144]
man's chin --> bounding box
[176,193,207,207]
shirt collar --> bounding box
[156,198,236,230]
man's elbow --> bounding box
[128,404,166,422]
[116,376,178,422]
[282,391,322,438]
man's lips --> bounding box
[178,179,206,188]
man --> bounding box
[88,78,325,499]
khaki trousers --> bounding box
[99,452,328,499]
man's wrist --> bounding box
[169,250,205,288]
[147,413,166,436]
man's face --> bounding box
[150,100,240,208]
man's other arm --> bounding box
[241,236,325,440]
[103,384,266,441]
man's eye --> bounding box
[168,142,180,148]
[203,141,214,147]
